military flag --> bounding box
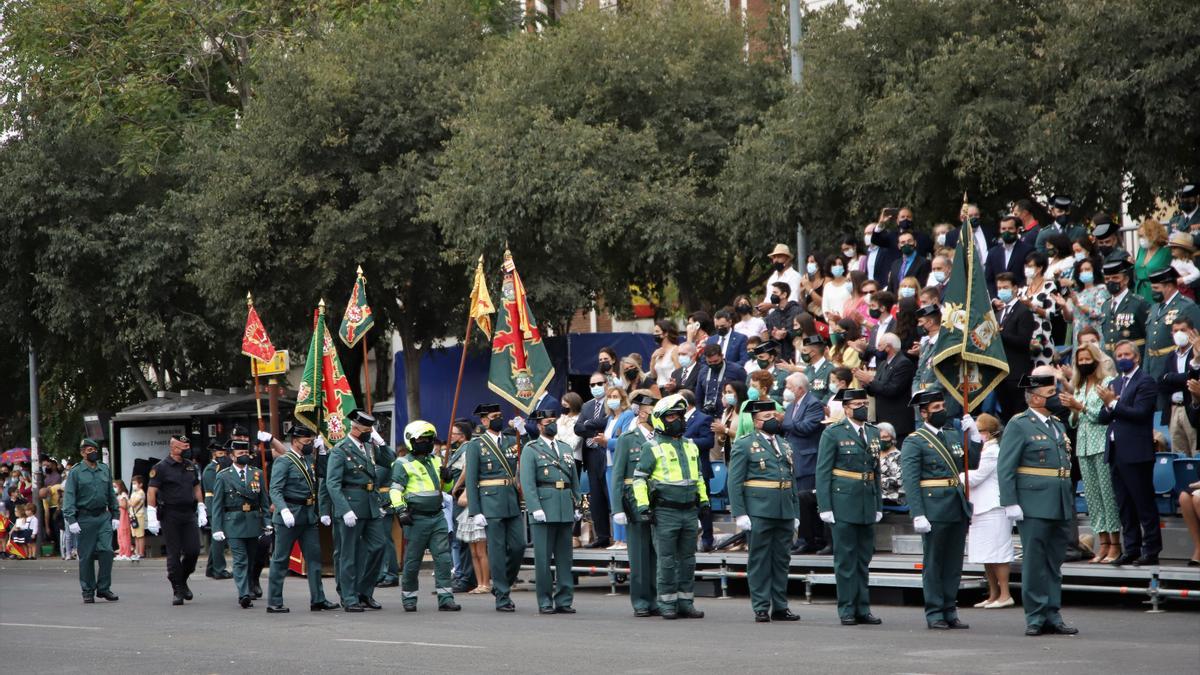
[469,255,495,338]
[296,300,359,443]
[487,250,554,414]
[338,265,375,348]
[241,293,277,363]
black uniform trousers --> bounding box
[161,505,201,588]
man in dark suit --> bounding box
[706,309,749,366]
[572,373,613,549]
[872,207,935,260]
[886,230,931,293]
[944,204,998,255]
[1160,318,1198,455]
[864,291,896,367]
[1097,341,1162,566]
[853,332,916,443]
[521,389,560,440]
[781,372,827,554]
[695,343,747,418]
[985,215,1032,296]
[666,341,700,395]
[993,272,1036,422]
[680,390,717,551]
[861,223,899,288]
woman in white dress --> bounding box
[648,320,680,389]
[963,413,1014,608]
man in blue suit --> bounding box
[695,343,747,418]
[1097,341,1162,566]
[781,372,827,554]
[706,309,749,366]
[521,389,561,440]
[680,390,717,551]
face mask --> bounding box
[736,304,752,315]
[761,418,782,435]
[828,382,841,394]
[606,398,621,411]
[868,307,882,319]
[624,367,639,380]
[864,234,874,248]
[84,451,100,463]
[898,218,914,230]
[747,387,761,401]
[927,409,948,428]
[678,355,692,368]
[235,455,252,466]
[800,352,812,364]
[842,248,855,258]
[899,287,916,298]
[1183,199,1198,212]
[900,244,915,256]
[831,265,845,277]
[1138,237,1149,250]
[850,406,869,422]
[1098,244,1114,257]
[1105,281,1122,295]
[1055,214,1069,226]
[717,326,730,336]
[181,449,195,460]
[916,325,928,338]
[411,438,435,456]
[1001,231,1018,244]
[1072,251,1085,262]
[756,357,771,369]
[1079,271,1094,285]
[488,417,505,433]
[217,456,233,469]
[1044,394,1062,409]
[1077,362,1097,378]
[300,443,314,456]
[863,293,872,305]
[783,389,796,404]
[1024,266,1037,279]
[773,261,786,273]
[880,439,894,450]
[770,294,781,305]
[966,217,980,228]
[598,361,612,373]
[356,429,373,443]
[806,262,818,275]
[1175,331,1191,348]
[1046,249,1057,259]
[931,270,945,284]
[723,393,737,407]
[935,233,947,247]
[590,385,605,399]
[1115,357,1136,373]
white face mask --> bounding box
[1139,237,1150,249]
[936,233,947,247]
[931,270,946,284]
[842,248,855,258]
[783,389,797,404]
[1175,331,1191,348]
[1024,266,1037,280]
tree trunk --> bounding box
[397,322,424,422]
[122,344,154,400]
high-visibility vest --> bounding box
[633,439,709,507]
[389,454,442,508]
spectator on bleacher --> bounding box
[695,342,747,419]
[1167,232,1199,299]
[1019,251,1058,367]
[876,422,903,506]
[1061,343,1121,563]
[854,332,916,443]
[667,341,700,395]
[1044,233,1075,279]
[129,475,146,561]
[821,255,853,323]
[1160,318,1199,456]
[782,373,825,554]
[619,354,658,397]
[1065,255,1109,349]
[841,271,871,323]
[1179,482,1200,567]
[760,243,803,313]
[826,367,854,420]
[965,414,1014,608]
[765,282,804,363]
[732,294,768,341]
[830,318,865,374]
[603,385,636,550]
[893,295,920,356]
[648,320,680,390]
[887,230,931,293]
[841,235,865,275]
[1133,218,1172,302]
[797,254,826,316]
[679,389,717,552]
[710,380,748,465]
[114,479,132,561]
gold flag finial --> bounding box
[246,291,253,306]
[318,298,325,309]
[356,264,363,276]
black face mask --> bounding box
[543,422,558,438]
[1097,244,1114,257]
[736,304,752,315]
[769,294,781,305]
[411,438,435,456]
[598,361,613,373]
[450,440,462,450]
[1105,281,1122,295]
[898,218,914,230]
[773,262,786,273]
[1151,291,1165,303]
[1044,394,1062,410]
[761,418,782,435]
[624,367,639,380]
[181,449,195,460]
[927,409,948,428]
[84,451,100,463]
[356,429,373,443]
[488,417,505,433]
[1001,231,1018,244]
[662,417,686,438]
[217,456,233,469]
[850,406,869,422]
[900,244,915,256]
[235,455,252,466]
[1181,199,1197,212]
[916,325,928,338]
[300,443,314,456]
[868,307,882,319]
[1077,362,1097,378]
[717,326,730,336]
[1054,214,1069,226]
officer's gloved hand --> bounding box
[146,506,161,535]
[111,518,120,531]
[263,526,274,537]
[342,511,358,528]
[1005,504,1024,522]
[639,509,655,525]
[698,503,712,520]
[875,511,883,523]
[961,415,981,443]
[196,503,208,528]
[574,509,582,522]
[396,508,414,526]
[613,512,628,526]
[912,515,932,533]
[314,436,325,451]
[320,515,332,527]
[370,430,386,446]
[68,522,82,535]
[257,430,273,443]
[735,515,752,532]
[793,518,800,531]
[819,511,836,525]
[280,508,295,528]
[532,510,547,523]
[212,531,226,542]
[472,513,487,528]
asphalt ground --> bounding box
[1,557,1196,674]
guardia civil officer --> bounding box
[391,420,461,612]
[520,410,582,614]
[610,392,659,617]
[262,424,339,613]
[1143,266,1200,410]
[202,440,233,580]
[146,434,207,605]
[997,373,1078,636]
[730,400,800,623]
[815,388,883,626]
[211,439,270,608]
[62,438,119,603]
[900,390,975,630]
[1100,256,1149,357]
[633,394,710,620]
[464,403,524,612]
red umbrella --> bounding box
[1,448,31,464]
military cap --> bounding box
[1018,373,1057,389]
[79,438,100,450]
[473,403,502,416]
[1147,267,1180,284]
[630,392,659,407]
[347,409,377,427]
[530,409,558,420]
[802,334,827,348]
[1102,255,1133,275]
[229,439,251,451]
[915,303,942,318]
[745,399,778,414]
[750,340,779,356]
[1177,183,1197,199]
[230,424,250,437]
[207,440,225,452]
[908,390,944,407]
[1049,194,1073,209]
[1092,219,1119,240]
[170,434,190,444]
[289,424,317,439]
[834,388,868,402]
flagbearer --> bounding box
[203,440,233,580]
[900,390,975,630]
[390,420,461,612]
[62,438,120,604]
[262,424,338,613]
[465,403,525,612]
[730,400,801,623]
[326,409,391,612]
[816,388,884,626]
[520,409,582,614]
[211,440,270,608]
[633,394,710,620]
[610,392,660,617]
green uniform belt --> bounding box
[536,480,570,489]
[240,503,259,512]
[919,478,959,488]
[284,497,316,507]
[1017,466,1070,479]
[76,507,109,516]
[1105,338,1145,350]
[743,479,793,489]
[204,491,214,497]
[478,478,512,487]
[1147,345,1176,357]
[344,483,374,491]
[655,497,696,510]
[377,486,390,493]
[832,468,875,481]
[623,479,634,485]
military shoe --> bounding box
[97,590,119,602]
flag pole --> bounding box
[959,212,973,501]
[446,313,474,463]
[249,292,268,475]
[362,340,373,414]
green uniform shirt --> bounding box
[519,437,580,523]
[805,359,835,404]
[815,418,882,524]
[1101,289,1150,355]
[202,461,221,513]
[899,425,972,523]
[1144,291,1200,381]
[728,432,799,520]
[62,461,118,525]
[464,432,521,518]
[996,410,1073,521]
[211,465,270,538]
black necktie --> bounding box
[239,469,246,484]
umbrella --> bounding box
[1,448,31,464]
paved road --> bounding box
[1,558,1195,674]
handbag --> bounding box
[129,512,139,529]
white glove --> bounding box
[320,515,331,527]
[793,518,800,530]
[532,510,547,523]
[257,430,273,443]
[212,531,226,542]
[913,515,932,533]
[961,414,981,443]
[314,436,326,451]
[819,511,836,524]
[509,416,525,429]
[613,512,628,525]
[370,430,386,446]
[68,522,82,535]
[574,509,582,522]
[196,503,208,528]
[875,511,883,523]
[263,526,274,536]
[472,513,488,528]
[146,506,161,535]
[342,511,358,528]
[1005,504,1024,522]
[735,515,752,532]
[111,519,120,531]
[281,508,295,528]
[1171,392,1184,405]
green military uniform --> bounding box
[997,409,1074,632]
[391,452,456,610]
[1143,289,1200,402]
[900,422,973,626]
[729,431,799,617]
[1101,288,1150,357]
[633,430,709,617]
[465,430,524,609]
[610,424,658,614]
[326,434,391,608]
[1035,222,1086,253]
[266,449,331,609]
[519,435,581,612]
[62,456,119,600]
[1168,207,1200,235]
[373,457,400,589]
[211,463,270,602]
[202,460,229,577]
[805,358,834,404]
[816,416,883,623]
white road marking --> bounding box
[335,638,483,649]
[1,622,103,631]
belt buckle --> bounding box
[241,503,251,512]
[366,482,374,491]
[1058,468,1069,479]
[306,497,314,505]
[950,478,959,487]
[555,481,565,489]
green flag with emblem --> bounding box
[930,220,1009,411]
[296,299,359,444]
[487,250,555,414]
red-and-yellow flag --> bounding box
[242,293,277,363]
[469,254,495,338]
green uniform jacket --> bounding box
[1144,292,1200,381]
[269,451,320,528]
[202,461,221,515]
[212,466,270,538]
[805,359,835,404]
[62,461,118,525]
[610,426,655,516]
[1101,290,1151,355]
[519,437,580,523]
[728,432,799,520]
[996,411,1073,520]
[633,435,710,509]
[816,418,883,524]
[1169,209,1200,234]
[465,432,521,518]
[899,425,972,523]
[390,454,443,514]
[325,436,390,520]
